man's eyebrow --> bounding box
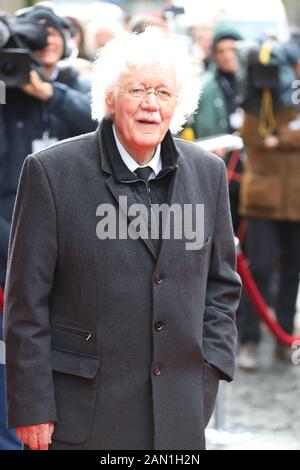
[127,82,172,89]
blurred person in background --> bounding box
[192,21,244,233]
[64,15,88,60]
[61,16,93,78]
[85,20,124,60]
[0,5,96,449]
[0,4,96,290]
[4,28,240,450]
[237,40,300,369]
[127,13,168,35]
[191,24,213,73]
[193,20,244,139]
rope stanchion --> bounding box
[237,246,300,346]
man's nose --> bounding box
[141,91,160,110]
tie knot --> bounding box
[135,166,153,182]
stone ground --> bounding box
[206,296,300,450]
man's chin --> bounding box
[135,136,160,148]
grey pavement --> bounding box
[207,303,300,450]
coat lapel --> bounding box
[156,147,199,264]
[105,175,157,259]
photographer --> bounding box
[0,5,96,287]
[237,40,300,369]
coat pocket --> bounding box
[52,324,96,357]
[51,348,100,445]
[190,236,212,256]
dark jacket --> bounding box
[4,120,241,450]
[192,68,243,139]
[0,67,96,284]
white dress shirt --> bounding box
[113,125,162,180]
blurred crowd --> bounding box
[1,0,300,449]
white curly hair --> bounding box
[91,28,201,134]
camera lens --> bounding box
[2,60,19,77]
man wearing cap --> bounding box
[192,21,244,234]
[193,20,243,139]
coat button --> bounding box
[153,363,161,376]
[154,321,166,331]
[154,272,164,284]
[214,97,223,108]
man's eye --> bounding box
[157,89,171,98]
[130,88,145,95]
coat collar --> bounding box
[96,118,179,181]
[96,118,185,260]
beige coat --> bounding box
[239,108,300,221]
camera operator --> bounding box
[237,40,300,369]
[0,6,96,449]
[0,5,96,288]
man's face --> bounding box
[35,26,64,67]
[196,27,212,56]
[95,28,116,49]
[105,66,178,161]
[214,39,238,73]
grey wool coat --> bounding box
[4,119,241,450]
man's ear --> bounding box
[105,91,115,115]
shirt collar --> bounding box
[98,118,179,183]
[112,124,162,179]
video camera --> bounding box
[245,43,280,90]
[241,40,300,114]
[0,14,48,88]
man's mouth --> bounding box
[136,119,160,125]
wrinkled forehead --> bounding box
[117,65,177,89]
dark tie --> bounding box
[135,166,153,182]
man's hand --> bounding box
[21,70,54,102]
[264,135,279,148]
[212,147,226,159]
[16,422,54,450]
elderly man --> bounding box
[4,29,241,450]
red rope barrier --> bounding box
[237,247,300,346]
[226,149,241,185]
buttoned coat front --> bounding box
[4,121,241,450]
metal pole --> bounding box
[206,382,253,448]
[214,381,225,430]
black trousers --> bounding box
[237,218,300,344]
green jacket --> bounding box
[193,69,229,139]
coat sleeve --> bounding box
[240,113,267,149]
[203,160,242,381]
[277,125,300,149]
[47,81,96,135]
[3,154,58,428]
[0,106,9,285]
[0,104,6,159]
[0,216,10,285]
